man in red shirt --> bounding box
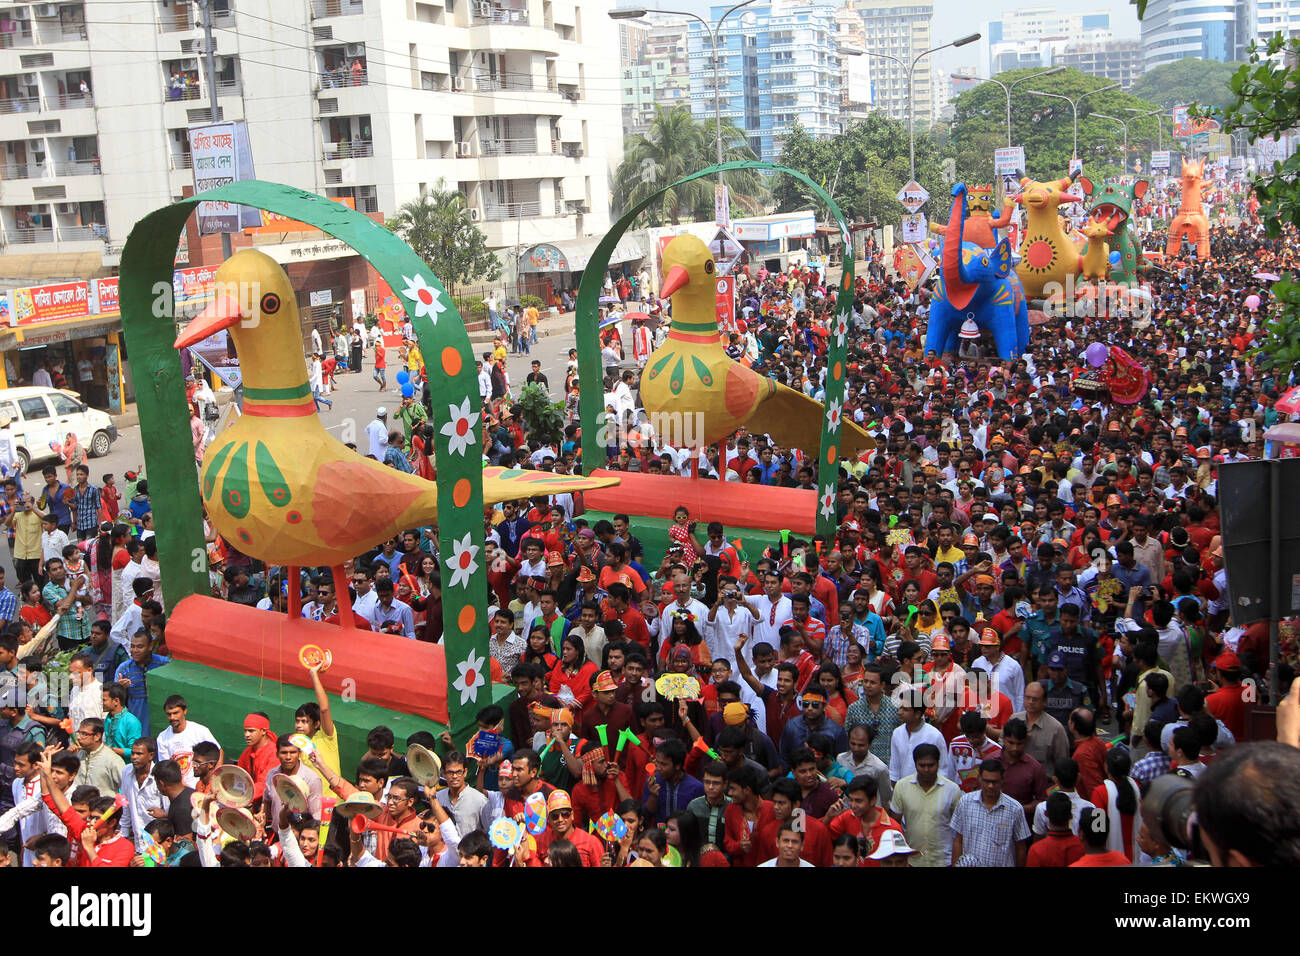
[527,789,605,866]
[570,740,632,828]
[827,774,902,866]
[236,712,279,805]
[42,758,134,867]
[1205,649,1248,740]
[757,778,833,867]
[1027,792,1085,867]
[900,546,939,600]
[723,764,776,867]
[1067,708,1108,797]
[1069,807,1132,866]
[372,337,387,390]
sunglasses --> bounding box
[548,808,572,819]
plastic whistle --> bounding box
[616,728,641,753]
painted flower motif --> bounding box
[452,649,487,706]
[825,397,842,433]
[440,397,480,457]
[833,308,851,348]
[448,531,480,590]
[819,486,836,521]
[400,273,448,324]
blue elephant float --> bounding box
[926,183,1029,359]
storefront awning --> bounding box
[519,237,647,274]
[0,315,120,349]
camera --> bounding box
[1141,773,1207,860]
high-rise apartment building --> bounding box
[1054,38,1143,88]
[0,0,622,277]
[982,6,1112,74]
[853,0,933,125]
[1140,0,1252,69]
[620,18,689,134]
[688,1,843,162]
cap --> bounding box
[1196,445,1212,458]
[868,829,919,860]
[723,702,749,725]
[546,789,573,814]
[961,533,980,546]
[930,633,951,651]
[545,551,565,567]
[1106,494,1122,507]
[376,406,388,417]
[979,627,1001,646]
[1107,421,1122,431]
[593,670,618,693]
[981,513,999,523]
[1046,650,1066,668]
[577,566,596,584]
[1213,649,1241,671]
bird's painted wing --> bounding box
[481,467,620,506]
[747,382,877,460]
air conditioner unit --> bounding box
[35,4,59,18]
[29,139,43,149]
[456,140,471,156]
[55,202,77,214]
[469,207,481,221]
[450,76,463,91]
[344,43,364,57]
[476,1,492,16]
[22,74,38,85]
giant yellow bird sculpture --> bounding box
[639,234,875,457]
[175,249,617,625]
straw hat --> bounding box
[216,805,259,843]
[273,773,310,814]
[406,742,443,788]
[333,792,384,820]
[211,765,255,809]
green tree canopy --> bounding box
[611,105,766,226]
[387,180,501,295]
[1129,57,1243,110]
[949,68,1162,183]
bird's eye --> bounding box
[704,260,714,274]
[261,293,281,315]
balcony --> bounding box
[170,152,193,170]
[312,0,363,17]
[58,224,104,241]
[323,140,373,159]
[216,79,241,97]
[6,227,55,244]
[320,69,367,89]
[480,138,540,156]
[484,201,540,220]
[474,71,533,92]
[0,162,41,180]
[0,97,40,115]
[52,159,99,176]
[0,31,36,50]
[165,85,203,102]
[473,6,530,25]
[47,92,93,110]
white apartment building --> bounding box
[0,0,623,279]
[853,0,933,125]
[981,5,1113,75]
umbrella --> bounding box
[1254,272,1281,282]
[598,313,622,329]
[599,295,619,305]
[1277,384,1300,415]
[624,309,662,330]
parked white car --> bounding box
[0,386,119,473]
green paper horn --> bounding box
[780,529,791,543]
[889,515,899,528]
[596,724,609,747]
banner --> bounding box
[714,183,731,231]
[189,121,260,234]
[714,275,735,331]
[11,281,91,326]
[1172,107,1219,139]
[901,213,927,244]
[242,195,355,235]
[173,265,219,309]
[1151,150,1171,170]
[91,277,119,316]
[994,146,1025,176]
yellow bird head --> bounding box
[174,249,308,388]
[660,234,719,313]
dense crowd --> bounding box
[3,196,1299,868]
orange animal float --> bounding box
[1166,157,1210,259]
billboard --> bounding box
[11,281,91,326]
[189,121,261,234]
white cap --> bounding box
[868,829,919,860]
[376,407,388,417]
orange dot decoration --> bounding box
[441,347,462,377]
[827,445,837,465]
[458,604,476,633]
[453,478,471,507]
[833,361,842,381]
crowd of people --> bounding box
[4,183,1300,868]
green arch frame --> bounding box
[120,181,489,734]
[575,161,855,538]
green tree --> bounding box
[611,105,766,226]
[773,113,947,225]
[949,68,1161,182]
[387,180,501,295]
[1130,57,1243,109]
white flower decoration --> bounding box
[833,308,851,348]
[819,486,836,521]
[440,397,480,457]
[452,649,487,706]
[825,397,842,433]
[448,532,480,590]
[400,273,448,324]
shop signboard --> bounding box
[12,281,91,326]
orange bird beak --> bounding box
[660,264,690,299]
[174,292,246,348]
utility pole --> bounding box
[199,0,232,260]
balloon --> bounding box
[1085,342,1109,368]
[395,370,411,385]
[400,383,415,398]
[1245,294,1261,311]
[1109,251,1122,266]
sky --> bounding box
[654,0,1143,74]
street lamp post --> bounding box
[860,32,980,182]
[1025,82,1120,159]
[610,1,758,186]
[1125,106,1170,152]
[1091,112,1129,174]
[952,67,1063,147]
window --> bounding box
[50,394,81,415]
[18,397,49,421]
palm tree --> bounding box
[388,179,500,296]
[612,105,766,226]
